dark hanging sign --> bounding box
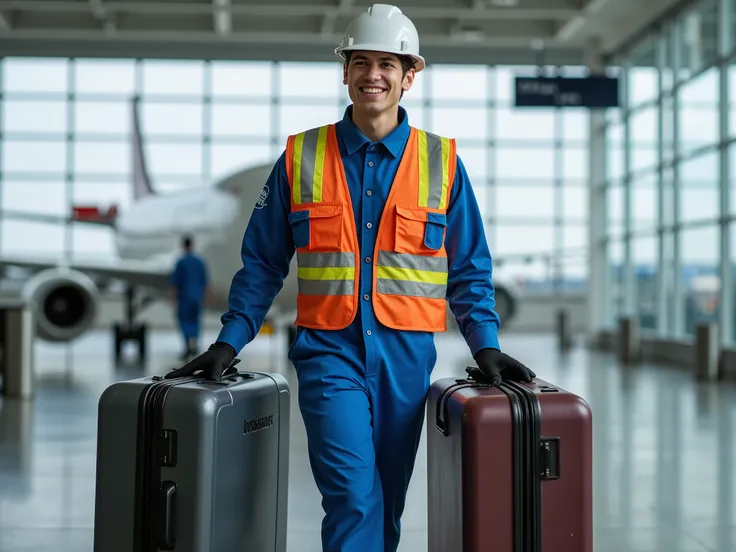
[514,76,620,108]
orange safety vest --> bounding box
[284,124,457,332]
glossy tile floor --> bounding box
[0,328,734,551]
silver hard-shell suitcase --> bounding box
[92,367,290,552]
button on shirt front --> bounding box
[217,105,501,376]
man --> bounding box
[169,235,209,359]
[166,4,533,551]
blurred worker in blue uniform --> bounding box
[167,4,534,551]
[169,235,209,360]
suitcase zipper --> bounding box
[133,376,199,552]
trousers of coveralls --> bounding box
[287,317,437,552]
[176,300,201,342]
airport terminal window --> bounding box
[1,180,67,216]
[278,104,342,137]
[675,0,718,79]
[494,223,555,258]
[632,234,659,331]
[607,239,624,323]
[679,149,720,224]
[211,60,272,98]
[209,144,273,183]
[3,100,67,134]
[628,107,658,173]
[146,143,203,177]
[139,102,205,137]
[0,219,65,255]
[73,141,131,175]
[562,146,588,181]
[74,101,131,135]
[677,67,719,154]
[141,59,204,97]
[680,224,719,336]
[210,104,272,137]
[455,146,488,182]
[278,62,342,100]
[631,173,658,232]
[1,57,69,94]
[430,107,488,140]
[495,146,555,179]
[74,58,137,95]
[563,187,588,220]
[494,185,555,219]
[607,183,624,239]
[494,106,555,141]
[561,109,589,142]
[3,140,67,175]
[430,65,488,100]
[0,57,591,291]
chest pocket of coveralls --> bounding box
[394,205,447,254]
[288,203,344,252]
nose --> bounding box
[366,63,382,80]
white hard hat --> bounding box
[335,4,425,72]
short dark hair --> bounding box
[182,235,193,249]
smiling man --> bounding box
[166,3,533,551]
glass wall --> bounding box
[604,0,735,342]
[0,58,590,295]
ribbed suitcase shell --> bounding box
[427,376,592,552]
[93,370,290,552]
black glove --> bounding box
[164,341,237,381]
[467,348,536,387]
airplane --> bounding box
[0,97,524,361]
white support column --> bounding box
[718,0,732,345]
[585,39,608,340]
[622,65,634,318]
[656,30,668,335]
[671,27,684,337]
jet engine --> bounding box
[21,268,99,342]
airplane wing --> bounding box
[0,253,171,289]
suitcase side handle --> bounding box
[157,481,177,550]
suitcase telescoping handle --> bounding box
[158,481,177,549]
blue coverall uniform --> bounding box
[170,252,208,344]
[217,105,501,552]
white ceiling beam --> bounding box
[0,1,580,21]
[213,0,231,35]
[0,28,566,48]
[321,0,353,39]
[89,0,116,34]
[554,0,612,42]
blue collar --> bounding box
[337,105,411,158]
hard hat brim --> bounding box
[335,45,425,72]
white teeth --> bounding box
[361,87,384,94]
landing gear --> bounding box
[112,285,150,363]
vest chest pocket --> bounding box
[394,205,447,254]
[288,203,344,252]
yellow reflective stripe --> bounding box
[376,265,448,285]
[298,266,355,281]
[417,130,430,207]
[312,125,328,203]
[439,136,450,210]
[292,132,304,205]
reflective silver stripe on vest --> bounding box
[425,131,446,209]
[299,279,355,296]
[376,250,448,298]
[297,127,322,204]
[377,251,448,274]
[376,279,446,299]
[297,251,355,268]
[296,251,355,296]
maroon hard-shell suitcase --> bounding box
[427,373,593,552]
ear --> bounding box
[402,68,415,92]
[343,61,348,85]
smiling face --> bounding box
[343,50,415,116]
